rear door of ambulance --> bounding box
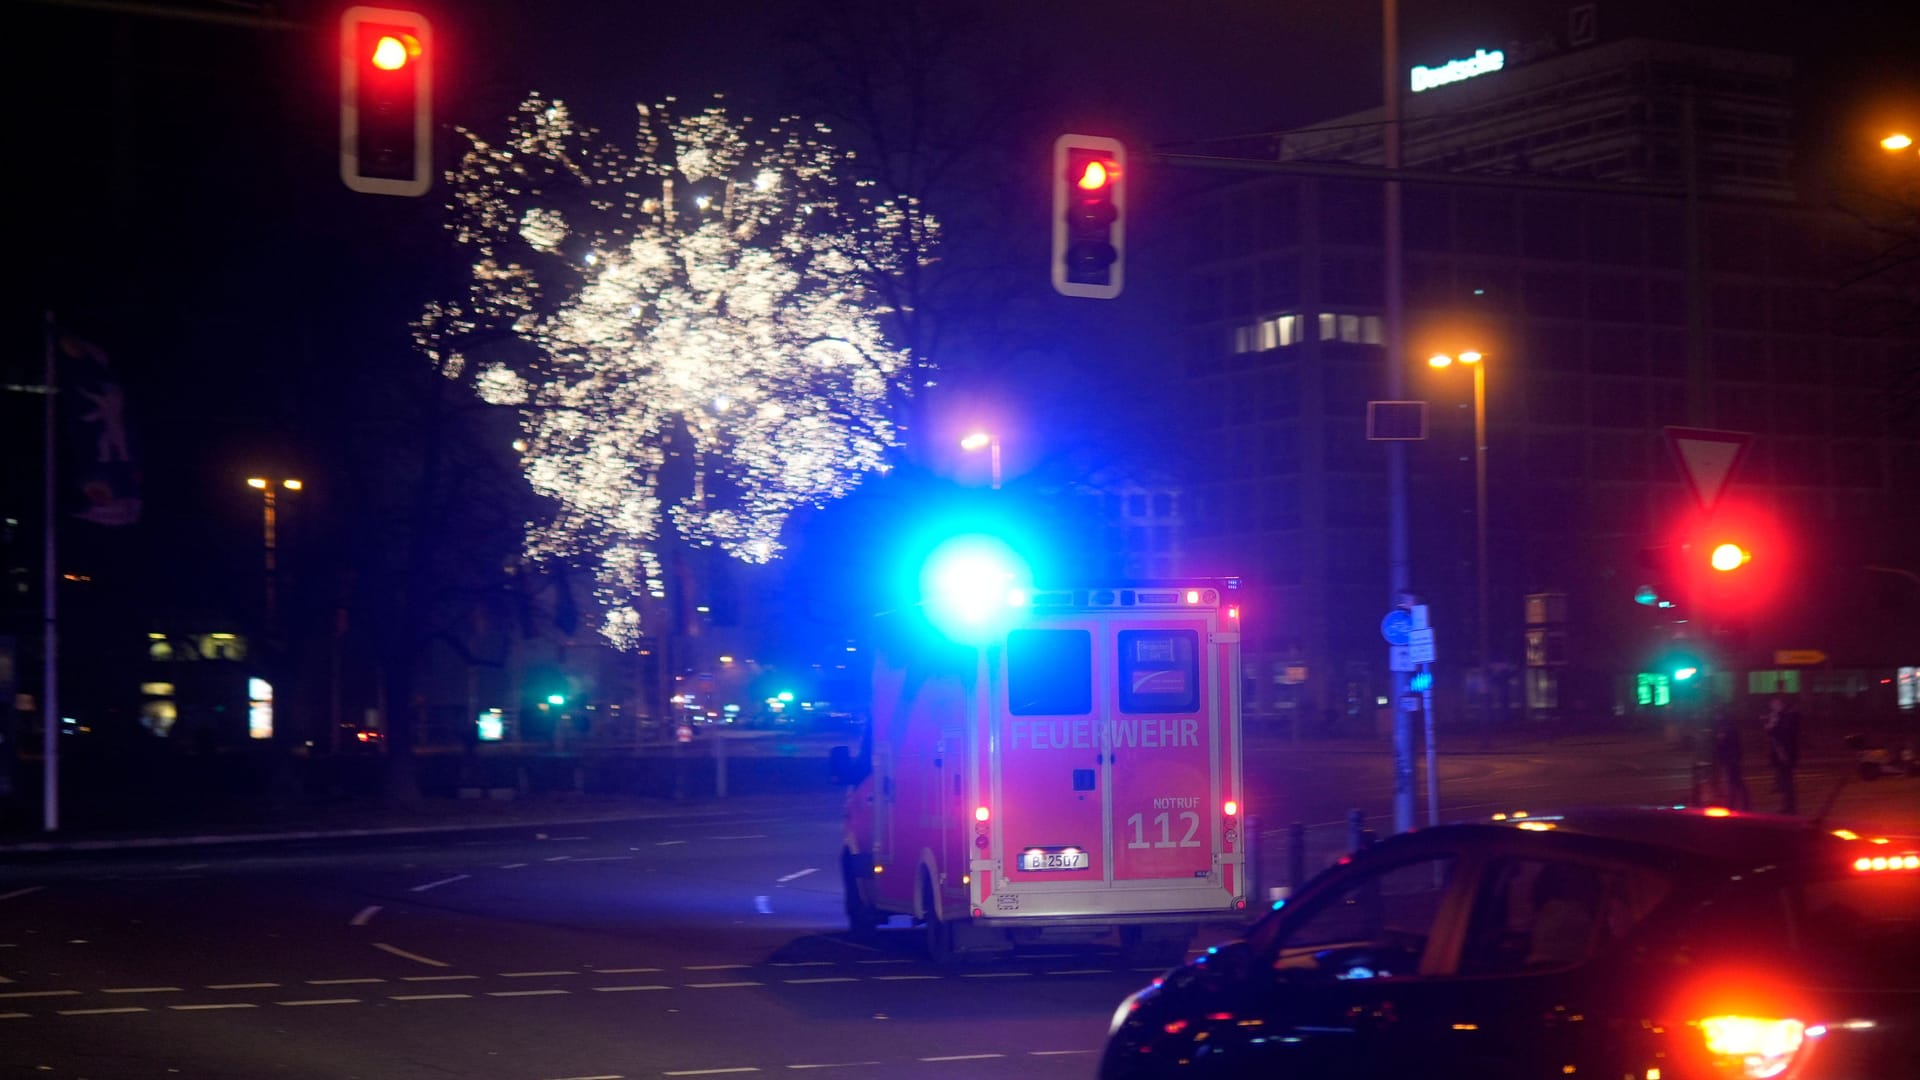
[978,591,1241,922]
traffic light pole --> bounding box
[1383,0,1416,836]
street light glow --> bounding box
[1883,132,1914,151]
[282,479,303,491]
[960,431,992,451]
[1428,353,1453,368]
[247,477,267,489]
[1459,350,1482,364]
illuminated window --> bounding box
[248,677,273,740]
[1119,630,1199,714]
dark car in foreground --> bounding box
[1101,807,1919,1079]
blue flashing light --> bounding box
[918,533,1031,644]
[547,693,566,706]
[776,690,795,703]
[1409,669,1432,692]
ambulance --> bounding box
[831,550,1250,962]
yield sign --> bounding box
[1665,426,1751,513]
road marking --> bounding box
[919,1054,1004,1062]
[593,984,670,992]
[410,874,471,893]
[488,989,571,997]
[685,964,751,971]
[501,970,577,978]
[787,1063,881,1070]
[1028,1049,1096,1056]
[58,1006,150,1016]
[175,863,209,871]
[206,982,278,990]
[782,977,857,985]
[665,1069,760,1077]
[401,974,478,982]
[171,1003,257,1011]
[767,962,833,968]
[0,1012,28,1019]
[593,967,663,974]
[0,975,11,984]
[391,993,473,1001]
[687,982,762,989]
[548,835,590,841]
[308,977,385,986]
[655,840,687,847]
[960,972,1031,979]
[871,975,941,982]
[374,943,450,967]
[350,905,382,926]
[102,986,181,994]
[775,868,818,883]
[0,990,80,1000]
[277,998,360,1007]
[754,896,773,914]
[0,887,44,902]
[854,959,910,965]
[501,863,529,869]
[1043,969,1112,976]
[545,856,572,863]
[570,855,633,863]
[709,835,766,840]
[541,1075,624,1080]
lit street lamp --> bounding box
[1428,350,1489,728]
[247,476,302,629]
[1881,132,1914,153]
[960,430,1001,490]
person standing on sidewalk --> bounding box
[1711,707,1751,811]
[1763,694,1801,814]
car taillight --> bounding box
[1693,1015,1813,1079]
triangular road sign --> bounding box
[1665,426,1752,513]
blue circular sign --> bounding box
[1380,609,1413,646]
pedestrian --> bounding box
[1763,694,1801,814]
[1710,708,1751,811]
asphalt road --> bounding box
[3,738,1913,1079]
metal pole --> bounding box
[41,313,60,833]
[1421,662,1439,826]
[263,486,278,630]
[1474,362,1490,736]
[1383,0,1415,835]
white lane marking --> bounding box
[0,975,11,984]
[0,1012,28,1019]
[410,874,470,893]
[541,1075,623,1080]
[775,868,818,883]
[593,967,663,974]
[548,835,590,841]
[570,855,633,863]
[709,834,766,840]
[102,986,181,994]
[488,989,570,997]
[544,856,572,863]
[277,998,360,1007]
[0,990,80,1000]
[783,977,857,985]
[206,982,278,990]
[1028,1050,1096,1056]
[754,896,773,914]
[768,962,833,968]
[655,840,687,847]
[871,975,940,981]
[58,1006,151,1016]
[501,970,577,978]
[919,1055,1004,1062]
[593,984,670,992]
[374,942,450,968]
[855,959,910,965]
[308,977,385,986]
[687,982,762,989]
[1043,969,1112,976]
[0,887,44,902]
[685,964,751,971]
[350,905,382,926]
[391,993,473,1001]
[401,974,477,982]
[501,862,529,869]
[665,1069,761,1077]
[171,1002,257,1011]
[175,863,208,871]
[787,1063,881,1070]
[960,972,1031,978]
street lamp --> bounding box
[247,476,303,629]
[960,431,1001,490]
[1881,132,1914,153]
[1428,349,1489,729]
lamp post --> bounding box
[1428,350,1489,731]
[247,476,302,630]
[960,431,1001,490]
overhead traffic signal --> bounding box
[340,6,433,196]
[1052,134,1125,299]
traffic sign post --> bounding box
[1666,427,1752,515]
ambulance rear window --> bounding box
[1007,630,1093,715]
[1118,630,1199,713]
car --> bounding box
[1100,806,1919,1079]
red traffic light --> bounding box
[340,6,433,197]
[1052,134,1126,299]
[1709,542,1751,572]
[1075,158,1114,192]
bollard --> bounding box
[1347,809,1365,854]
[1288,822,1306,894]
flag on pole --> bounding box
[55,329,142,526]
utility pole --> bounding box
[1383,0,1416,835]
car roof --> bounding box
[1395,806,1884,871]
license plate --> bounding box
[1019,848,1089,871]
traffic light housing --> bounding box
[1052,134,1125,299]
[340,6,433,197]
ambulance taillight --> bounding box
[974,805,991,849]
[1223,800,1239,818]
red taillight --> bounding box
[1223,800,1239,817]
[974,805,990,823]
[1693,1015,1813,1079]
[1227,605,1239,620]
[1854,853,1920,872]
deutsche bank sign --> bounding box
[1410,48,1505,93]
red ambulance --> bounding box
[832,580,1250,962]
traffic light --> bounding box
[1052,134,1125,299]
[340,6,433,197]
